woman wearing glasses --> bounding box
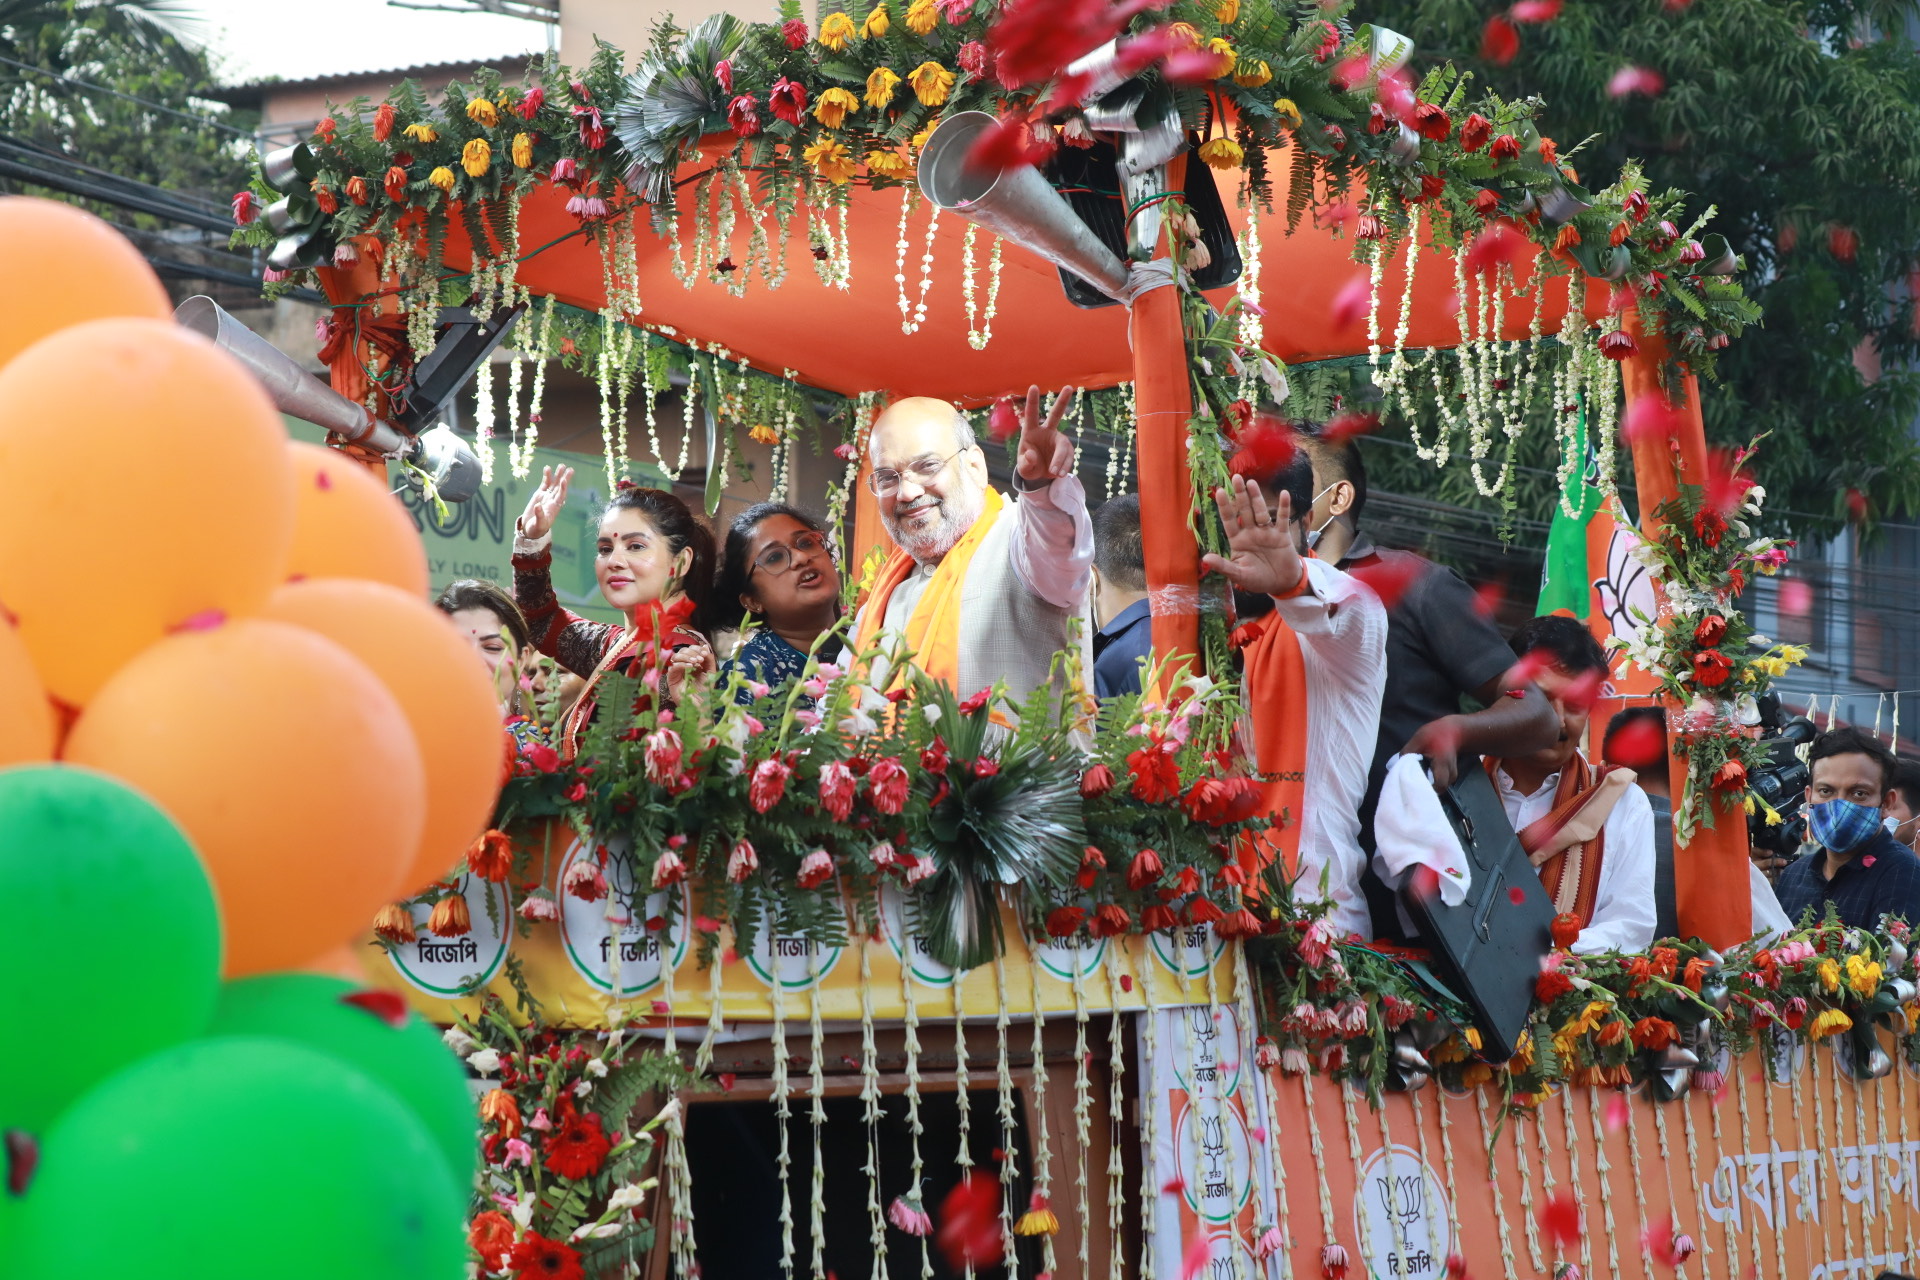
[716,503,843,701]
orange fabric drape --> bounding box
[850,487,1004,690]
[1620,311,1751,947]
[1234,606,1311,876]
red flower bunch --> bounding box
[1712,759,1748,791]
[769,78,808,126]
[1489,133,1521,160]
[958,687,993,716]
[1535,969,1575,1001]
[509,1232,585,1280]
[1045,904,1088,937]
[1412,102,1451,140]
[1079,763,1115,798]
[468,828,513,882]
[749,757,791,812]
[1127,741,1180,803]
[1693,505,1728,547]
[541,1104,611,1180]
[727,95,761,137]
[1629,1016,1679,1050]
[1693,614,1728,647]
[869,757,910,814]
[781,16,808,46]
[371,102,396,142]
[1459,113,1492,151]
[818,761,857,822]
[1549,912,1582,950]
[1691,649,1733,688]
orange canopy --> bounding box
[435,155,1609,403]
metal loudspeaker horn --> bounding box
[918,111,1130,303]
[174,295,482,502]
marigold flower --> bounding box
[862,3,890,36]
[467,97,499,127]
[1273,98,1302,128]
[908,61,955,107]
[511,132,534,168]
[905,0,938,34]
[1629,1016,1678,1049]
[1215,0,1239,19]
[1809,1007,1853,1038]
[865,66,902,109]
[865,149,911,179]
[428,166,456,192]
[372,902,416,944]
[1014,1192,1058,1236]
[805,138,858,183]
[1233,59,1272,87]
[428,893,471,937]
[461,138,492,178]
[1193,136,1243,170]
[818,11,857,49]
[1847,953,1883,995]
[404,122,439,143]
[1818,956,1842,991]
[813,86,860,129]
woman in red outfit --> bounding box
[512,464,715,757]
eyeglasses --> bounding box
[867,448,968,496]
[750,530,832,577]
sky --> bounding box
[169,0,554,84]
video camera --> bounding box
[1747,692,1817,860]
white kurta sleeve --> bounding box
[1572,784,1659,954]
[1007,476,1094,611]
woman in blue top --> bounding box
[716,502,844,700]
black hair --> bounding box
[1092,494,1147,593]
[715,501,834,623]
[1603,705,1668,767]
[1810,725,1896,794]
[1251,450,1316,525]
[1296,425,1369,523]
[1891,759,1920,809]
[434,578,530,652]
[601,487,717,637]
[1508,613,1610,675]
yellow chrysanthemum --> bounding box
[466,97,499,128]
[818,12,857,50]
[1274,98,1302,128]
[1818,957,1841,992]
[1847,954,1884,995]
[905,0,938,35]
[908,60,955,106]
[1166,21,1202,49]
[512,132,533,168]
[1233,58,1273,87]
[428,166,456,192]
[909,116,940,149]
[813,86,861,129]
[862,3,890,37]
[1197,136,1244,169]
[404,122,439,143]
[865,66,902,109]
[865,149,912,179]
[461,138,491,177]
[1215,0,1239,21]
[804,138,858,184]
[748,423,781,445]
[1809,1008,1853,1039]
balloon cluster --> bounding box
[0,197,500,1280]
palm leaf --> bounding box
[612,13,746,202]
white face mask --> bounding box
[1302,483,1341,553]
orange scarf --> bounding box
[561,596,698,758]
[1488,753,1613,927]
[1232,579,1312,877]
[851,487,1003,691]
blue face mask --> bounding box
[1807,798,1884,855]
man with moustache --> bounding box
[850,387,1092,702]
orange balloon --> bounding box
[0,197,169,372]
[0,319,295,707]
[0,612,54,765]
[262,579,504,895]
[64,619,425,977]
[286,442,429,596]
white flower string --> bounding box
[1475,1089,1520,1280]
[952,967,974,1280]
[1369,1071,1412,1274]
[1234,210,1265,401]
[1559,1090,1595,1280]
[473,349,498,484]
[1135,943,1161,1280]
[1585,1089,1624,1278]
[1839,1049,1877,1258]
[808,953,828,1280]
[961,227,1004,350]
[1855,1062,1889,1266]
[1204,956,1250,1280]
[1341,1080,1382,1271]
[1895,1052,1916,1268]
[899,936,933,1280]
[1369,212,1422,421]
[1810,1051,1845,1265]
[991,956,1020,1266]
[1094,948,1119,1280]
[1024,944,1058,1277]
[1241,942,1294,1279]
[677,350,698,477]
[895,190,940,335]
[514,292,557,480]
[859,940,888,1280]
[1300,1071,1340,1257]
[1731,1067,1765,1277]
[696,952,725,1075]
[1632,1097,1672,1278]
[1762,1051,1789,1280]
[826,392,880,545]
[773,976,796,1280]
[665,1092,698,1279]
[1510,1109,1545,1272]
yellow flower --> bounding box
[905,0,938,35]
[862,3,890,37]
[1465,1026,1483,1051]
[813,86,861,129]
[1763,802,1785,827]
[748,423,781,445]
[1197,136,1244,169]
[1166,21,1202,49]
[404,122,439,143]
[866,66,903,109]
[1818,957,1841,992]
[428,165,456,192]
[804,138,858,184]
[818,11,857,50]
[1215,0,1239,21]
[1847,954,1884,995]
[1744,794,1758,815]
[467,97,499,128]
[865,149,912,178]
[908,60,955,106]
[909,116,940,149]
[1233,58,1273,87]
[461,138,491,177]
[1809,1008,1853,1039]
[1780,644,1808,665]
[512,131,533,168]
[1274,98,1302,128]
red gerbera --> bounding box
[468,1210,516,1271]
[508,1232,585,1280]
[541,1109,611,1180]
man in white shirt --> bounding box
[1201,461,1387,938]
[1489,616,1656,954]
[849,388,1092,703]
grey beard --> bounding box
[886,491,983,564]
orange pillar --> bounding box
[1619,313,1752,947]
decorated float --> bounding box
[230,0,1920,1276]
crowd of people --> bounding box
[430,390,1920,951]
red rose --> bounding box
[541,1110,611,1180]
[508,1232,585,1280]
[1692,649,1733,688]
[971,758,999,778]
[1459,113,1492,151]
[920,738,950,773]
[563,781,587,803]
[1694,614,1728,646]
[525,740,561,774]
[1045,905,1087,937]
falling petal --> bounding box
[1607,65,1666,98]
[936,1172,1005,1270]
[1603,717,1667,771]
[1481,14,1520,64]
[1330,274,1372,333]
[1472,581,1505,618]
[338,989,410,1028]
[1538,1189,1581,1247]
[1604,1092,1630,1133]
[1510,0,1561,20]
[1180,1232,1211,1280]
[1778,579,1813,616]
[1348,554,1423,609]
[1508,886,1528,906]
[1466,222,1534,275]
[1622,393,1687,448]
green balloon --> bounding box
[207,973,477,1184]
[0,765,221,1134]
[6,1036,466,1280]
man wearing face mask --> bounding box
[1206,458,1387,938]
[1774,727,1920,929]
[1883,759,1920,851]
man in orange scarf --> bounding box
[851,387,1091,702]
[1203,465,1386,937]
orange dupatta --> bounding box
[851,487,1003,691]
[1232,577,1313,878]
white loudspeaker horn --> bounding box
[917,111,1131,302]
[174,296,481,502]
